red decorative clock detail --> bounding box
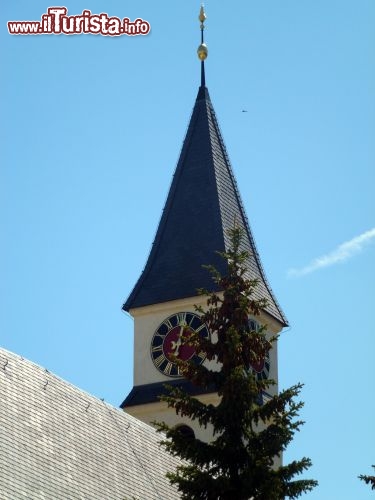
[251,352,270,380]
[151,312,209,377]
[248,318,271,381]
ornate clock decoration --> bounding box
[151,312,209,377]
[248,318,271,381]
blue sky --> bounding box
[1,1,374,498]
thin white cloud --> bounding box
[288,227,375,277]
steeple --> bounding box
[123,7,287,327]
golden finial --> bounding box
[199,5,207,24]
[197,4,208,61]
[197,43,208,61]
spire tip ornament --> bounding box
[199,5,207,24]
[197,5,208,86]
[197,43,208,61]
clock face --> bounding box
[248,318,271,381]
[151,312,209,377]
[251,351,270,381]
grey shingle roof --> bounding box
[123,86,287,326]
[0,347,180,500]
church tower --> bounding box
[121,7,287,441]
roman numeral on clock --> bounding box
[153,353,166,368]
[176,312,187,325]
[151,345,163,353]
[164,361,174,376]
[163,319,173,330]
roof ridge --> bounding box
[123,92,201,311]
[205,97,288,325]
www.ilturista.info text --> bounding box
[8,7,151,36]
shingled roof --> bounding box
[0,347,180,500]
[123,85,287,326]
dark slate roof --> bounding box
[0,347,180,500]
[121,379,216,408]
[123,86,287,326]
[121,378,265,410]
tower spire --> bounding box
[197,5,208,87]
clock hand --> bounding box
[171,327,184,356]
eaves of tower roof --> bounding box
[123,86,288,327]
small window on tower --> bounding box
[248,318,260,332]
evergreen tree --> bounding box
[359,466,375,490]
[155,227,317,499]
